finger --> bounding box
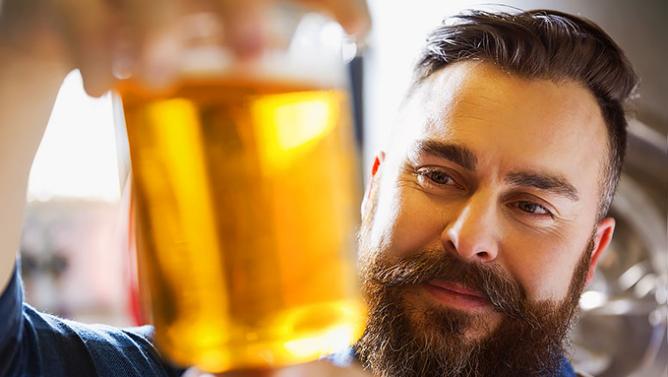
[50,0,118,96]
[123,0,184,88]
[215,0,271,59]
[295,0,371,41]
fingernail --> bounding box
[142,32,181,88]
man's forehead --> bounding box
[417,64,595,124]
[390,61,609,202]
[396,61,608,156]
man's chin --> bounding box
[356,283,575,377]
[401,288,501,344]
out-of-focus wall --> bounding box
[363,0,667,169]
[23,71,131,327]
[21,199,132,326]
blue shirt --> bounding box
[1,263,578,377]
[0,264,183,377]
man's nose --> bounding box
[441,192,500,263]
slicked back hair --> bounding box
[412,9,637,219]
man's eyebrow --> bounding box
[505,172,580,201]
[415,140,477,170]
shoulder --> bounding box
[23,304,152,351]
[21,305,182,377]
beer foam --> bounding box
[180,47,347,88]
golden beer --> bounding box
[118,76,366,372]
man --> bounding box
[0,4,637,377]
[353,9,636,377]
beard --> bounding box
[354,236,593,377]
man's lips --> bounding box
[423,280,490,311]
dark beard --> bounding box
[355,240,592,377]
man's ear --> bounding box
[586,217,616,285]
[361,151,386,216]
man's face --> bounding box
[356,62,615,376]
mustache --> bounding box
[362,250,529,320]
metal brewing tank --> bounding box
[570,119,668,377]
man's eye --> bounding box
[416,167,457,186]
[515,201,552,216]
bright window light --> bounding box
[28,70,121,202]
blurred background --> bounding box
[20,0,666,376]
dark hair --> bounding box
[412,9,638,219]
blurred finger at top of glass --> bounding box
[0,0,371,96]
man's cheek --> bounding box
[376,192,445,259]
[504,250,575,302]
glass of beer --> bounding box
[113,6,366,373]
